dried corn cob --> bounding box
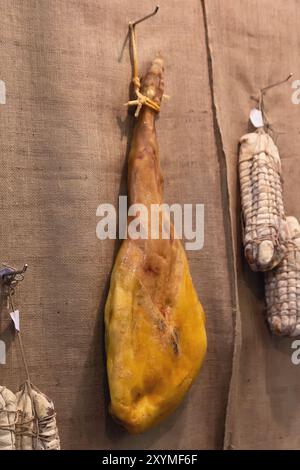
[265,216,300,336]
[239,129,288,271]
[16,381,60,450]
[0,386,17,450]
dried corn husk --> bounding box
[239,129,288,271]
[265,216,300,336]
[16,381,60,450]
[0,386,17,450]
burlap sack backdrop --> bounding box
[0,0,299,449]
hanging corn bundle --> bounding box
[15,381,60,450]
[104,9,207,434]
[0,386,17,450]
[265,216,300,336]
[239,128,288,271]
[0,265,61,450]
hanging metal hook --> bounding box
[261,73,293,94]
[0,263,28,293]
[130,5,159,28]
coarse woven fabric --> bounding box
[204,0,300,450]
[0,0,234,449]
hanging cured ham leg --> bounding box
[105,23,206,434]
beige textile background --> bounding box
[0,0,234,449]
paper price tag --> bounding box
[0,340,6,365]
[10,310,20,332]
[250,108,264,128]
[0,80,6,105]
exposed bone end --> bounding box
[141,55,164,106]
[152,56,164,70]
[258,240,275,269]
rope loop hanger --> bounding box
[125,5,160,117]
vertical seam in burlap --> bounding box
[201,0,241,451]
